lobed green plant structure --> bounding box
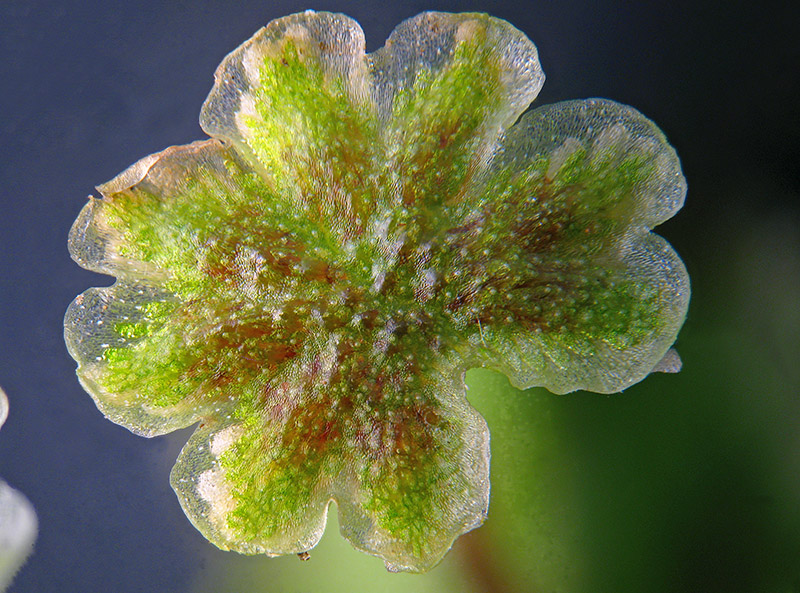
[65,11,689,572]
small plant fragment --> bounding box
[0,388,38,591]
[65,11,689,572]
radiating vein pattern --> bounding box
[65,10,688,572]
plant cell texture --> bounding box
[65,11,689,572]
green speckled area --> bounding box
[64,10,689,572]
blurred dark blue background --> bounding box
[0,1,797,592]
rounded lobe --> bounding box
[466,99,689,393]
[64,281,207,437]
[368,13,545,211]
[170,418,332,556]
[200,11,371,164]
[496,98,686,228]
[336,369,491,572]
[369,12,544,129]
